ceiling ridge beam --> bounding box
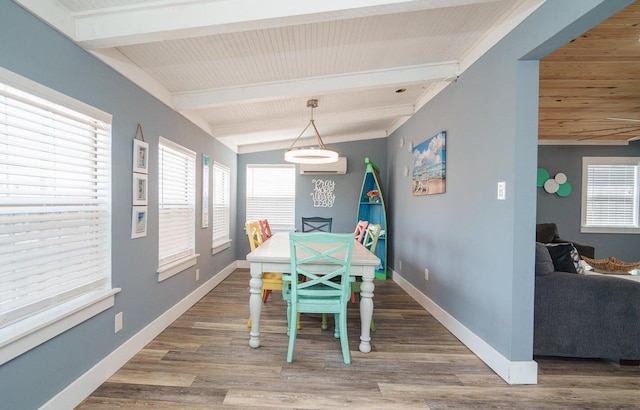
[61,0,501,49]
[173,62,459,110]
[212,105,415,138]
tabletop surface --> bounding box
[246,232,381,266]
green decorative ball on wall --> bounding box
[537,168,550,187]
[557,181,572,197]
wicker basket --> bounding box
[582,256,640,273]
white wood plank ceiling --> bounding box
[14,0,545,153]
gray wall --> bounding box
[0,2,237,409]
[385,0,630,361]
[537,142,640,261]
[236,138,388,259]
[0,0,632,407]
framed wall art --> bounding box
[133,173,148,205]
[131,206,148,239]
[133,139,149,174]
[412,130,446,196]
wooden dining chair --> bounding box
[283,232,355,364]
[354,220,369,243]
[301,216,332,232]
[245,221,284,327]
[258,219,273,240]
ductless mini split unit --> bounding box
[299,157,347,175]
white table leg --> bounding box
[249,263,263,348]
[359,274,375,353]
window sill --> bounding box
[0,288,120,366]
[212,239,231,255]
[581,226,640,234]
[157,254,199,282]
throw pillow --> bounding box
[569,245,585,274]
[545,243,578,274]
[535,242,555,276]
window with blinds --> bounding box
[0,76,112,331]
[246,164,296,231]
[158,137,196,270]
[581,157,640,233]
[212,162,230,249]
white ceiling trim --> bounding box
[458,0,546,73]
[213,105,415,138]
[36,0,503,49]
[173,62,459,110]
[235,130,387,154]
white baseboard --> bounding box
[391,270,538,385]
[41,261,239,410]
[237,259,249,269]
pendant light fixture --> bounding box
[284,99,339,164]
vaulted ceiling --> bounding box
[15,1,636,151]
[15,0,546,153]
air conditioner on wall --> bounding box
[299,157,347,175]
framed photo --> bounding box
[133,139,149,174]
[133,173,148,205]
[131,206,148,239]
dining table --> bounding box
[246,231,381,353]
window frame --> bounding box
[0,66,119,366]
[212,161,231,254]
[157,137,198,281]
[246,164,296,232]
[581,156,640,234]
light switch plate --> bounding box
[497,181,506,200]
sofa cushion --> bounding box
[545,243,578,274]
[535,242,555,276]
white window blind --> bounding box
[212,162,230,246]
[246,164,295,231]
[158,137,196,266]
[582,157,640,233]
[0,81,112,329]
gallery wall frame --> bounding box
[131,206,148,239]
[133,173,148,205]
[133,139,149,174]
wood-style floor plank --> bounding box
[77,269,640,409]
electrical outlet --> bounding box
[497,181,506,200]
[196,268,200,281]
[115,312,123,333]
[424,268,429,281]
[399,260,402,270]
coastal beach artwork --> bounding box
[412,130,446,196]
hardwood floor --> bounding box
[78,270,640,409]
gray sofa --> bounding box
[534,242,640,361]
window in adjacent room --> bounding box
[212,161,231,253]
[581,156,640,234]
[0,67,118,365]
[246,164,296,232]
[158,137,198,281]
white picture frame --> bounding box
[133,139,149,174]
[133,173,148,205]
[131,206,148,239]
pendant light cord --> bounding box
[287,100,328,150]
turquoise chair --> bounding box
[283,232,355,364]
